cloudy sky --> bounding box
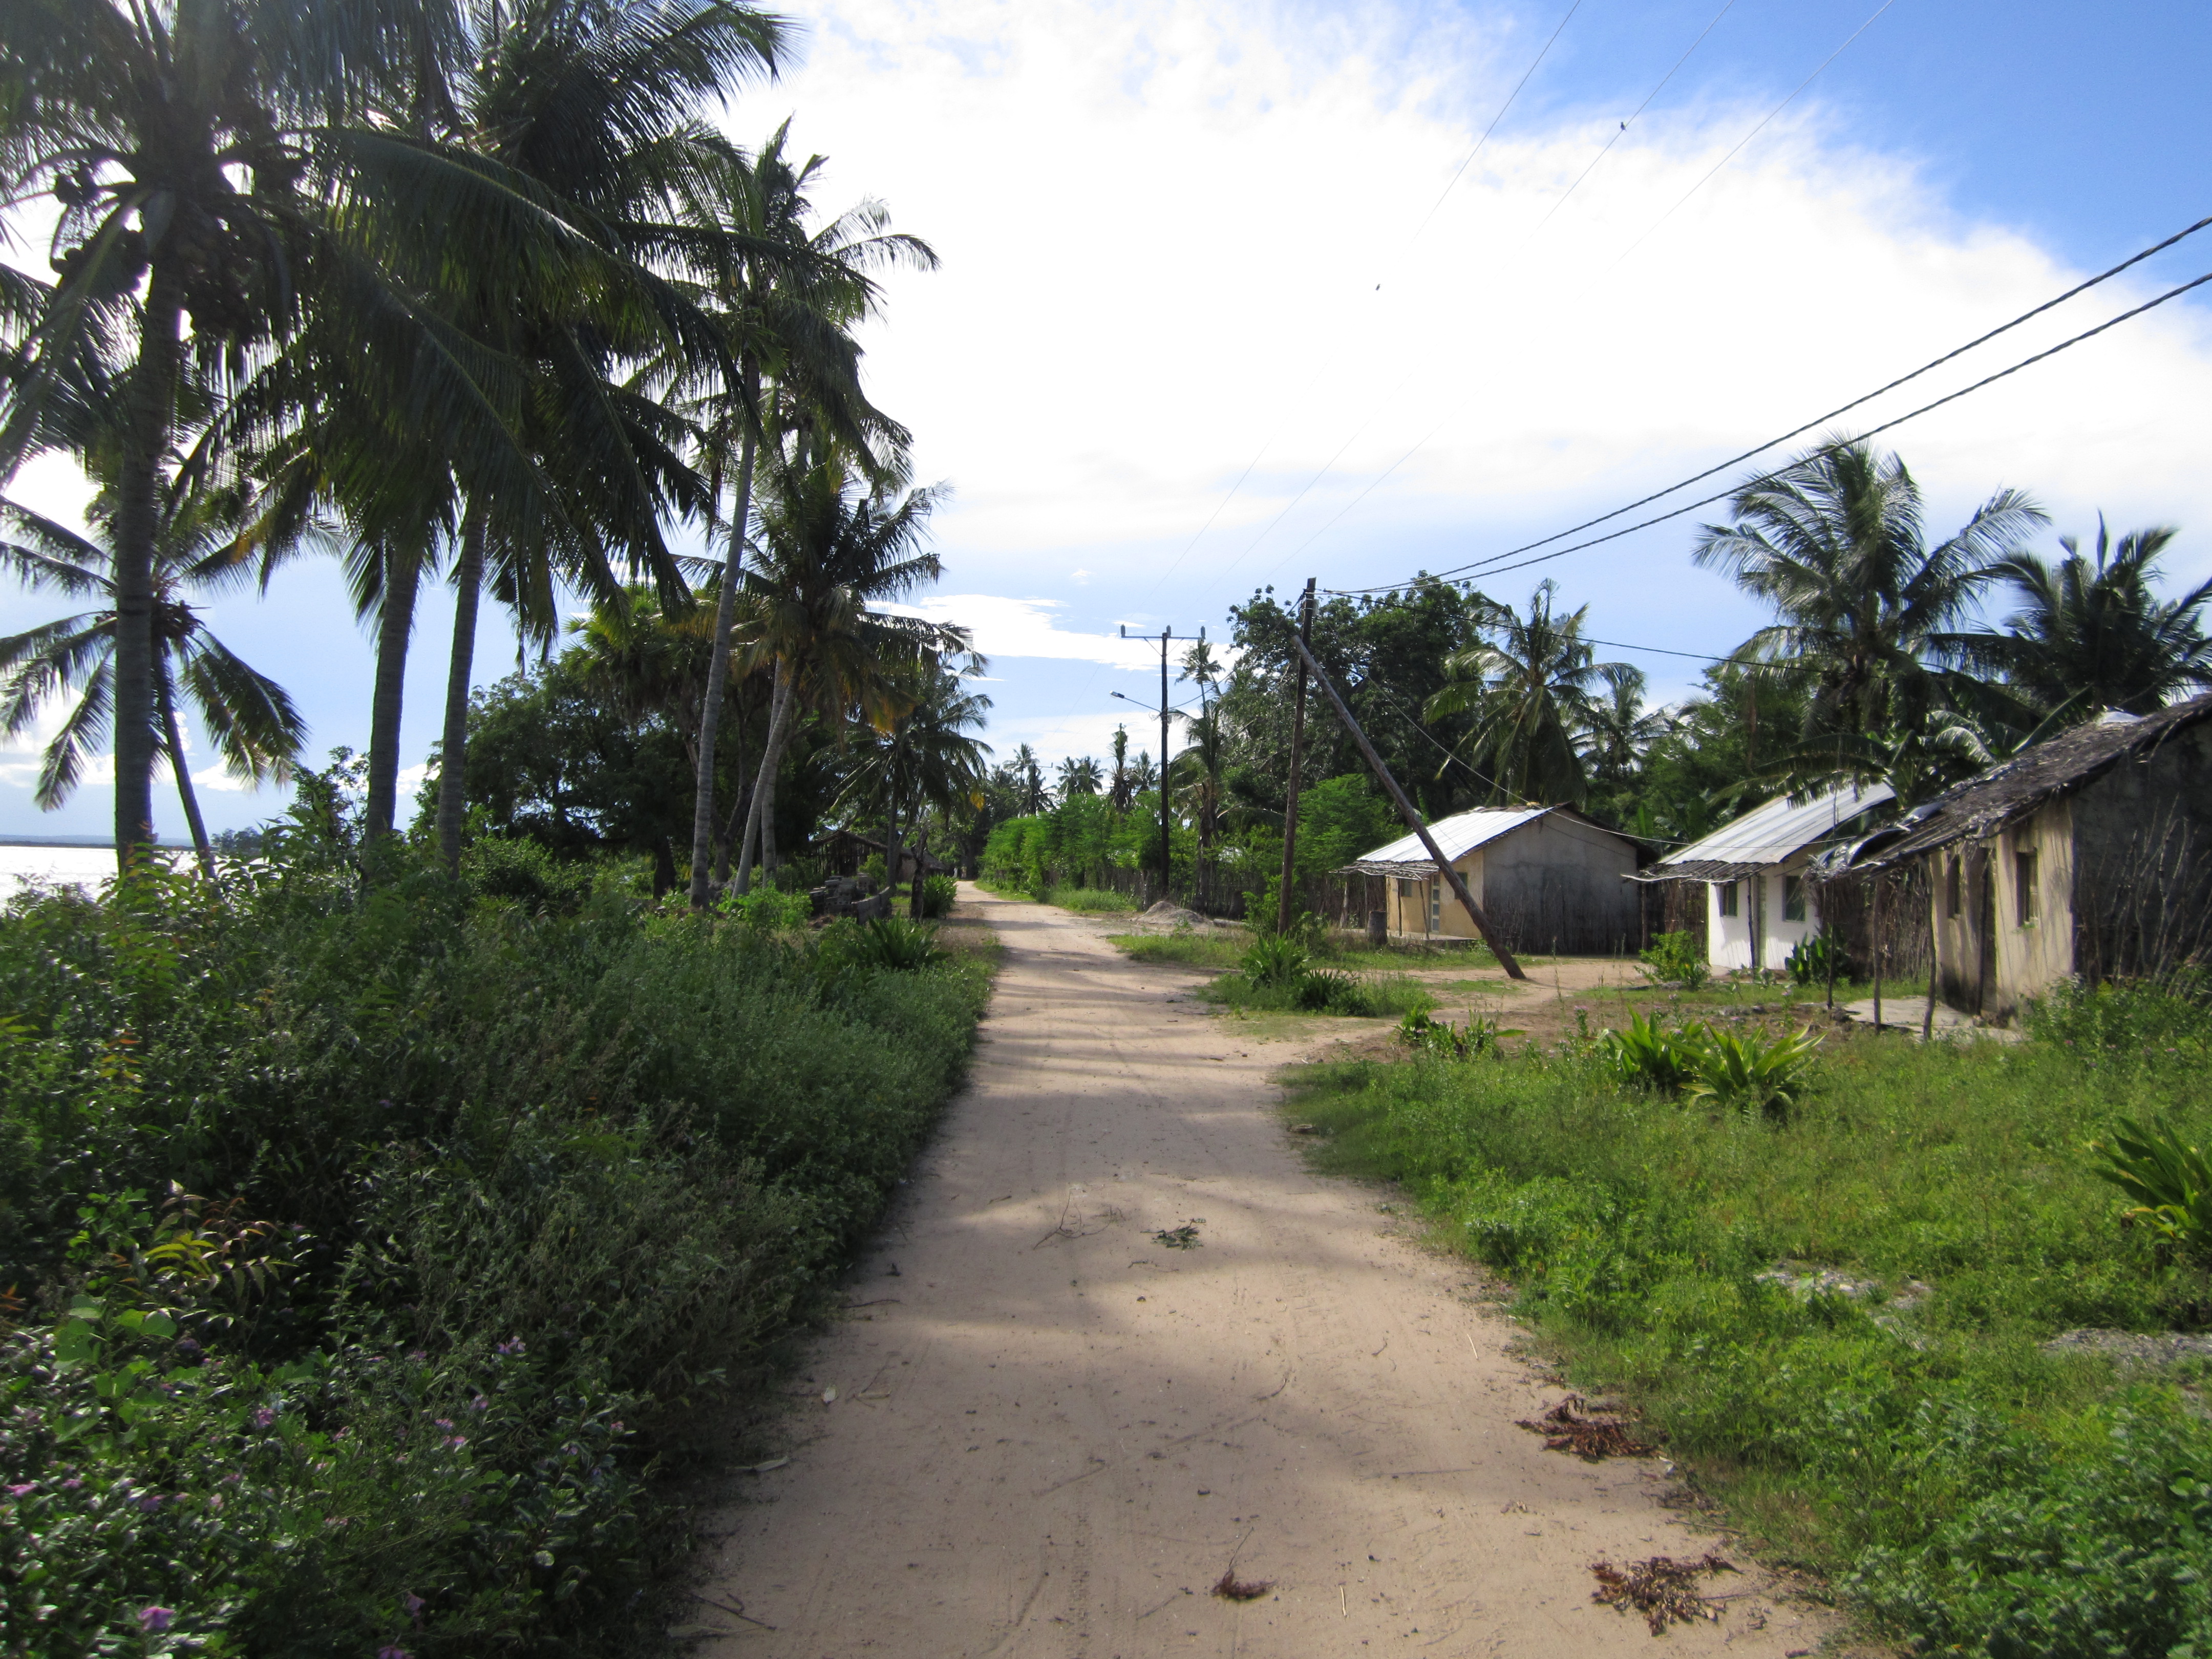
[6,0,2211,836]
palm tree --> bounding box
[1170,710,1229,908]
[1692,438,2047,747]
[1108,726,1137,812]
[1009,745,1049,815]
[1579,664,1668,797]
[0,492,303,875]
[672,127,937,906]
[729,449,964,892]
[1056,755,1103,797]
[0,0,442,865]
[1946,519,2212,720]
[1426,581,1620,806]
[836,661,992,915]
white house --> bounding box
[1341,806,1645,955]
[1635,783,1894,973]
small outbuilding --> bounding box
[1853,695,2212,1022]
[1339,806,1644,955]
[1633,783,1895,974]
[813,828,949,883]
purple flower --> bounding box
[469,1395,488,1413]
[137,1607,175,1634]
[402,1592,426,1621]
[251,1406,279,1429]
[5,1483,33,1497]
[494,1337,525,1357]
[378,1647,412,1659]
[431,1419,453,1430]
[60,1478,82,1491]
[138,1495,163,1513]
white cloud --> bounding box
[777,0,2212,626]
[884,593,1165,669]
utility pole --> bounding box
[1115,622,1202,906]
[1277,579,1315,934]
[1286,627,1527,981]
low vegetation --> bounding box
[0,799,989,1656]
[1289,977,2212,1654]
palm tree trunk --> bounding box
[436,508,487,873]
[111,266,186,870]
[883,788,902,911]
[688,392,759,908]
[734,663,794,895]
[366,541,422,842]
[156,668,215,880]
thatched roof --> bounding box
[1858,695,2212,869]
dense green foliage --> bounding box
[1289,984,2212,1653]
[0,822,986,1655]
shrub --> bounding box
[1397,1009,1515,1059]
[2027,973,2212,1056]
[1783,929,1837,987]
[1683,1024,1823,1118]
[722,886,813,930]
[463,833,600,914]
[922,874,959,918]
[1637,928,1709,989]
[828,917,946,972]
[1240,934,1311,989]
[2089,1116,2212,1260]
[1597,1009,1705,1092]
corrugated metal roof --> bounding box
[1343,806,1558,874]
[1642,783,1894,882]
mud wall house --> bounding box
[1855,695,2212,1023]
[1339,807,1645,955]
[1631,783,1895,975]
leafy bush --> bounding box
[1038,885,1138,913]
[829,916,946,972]
[1637,928,1709,989]
[1783,929,1838,987]
[1240,933,1310,988]
[1683,1025,1824,1118]
[921,874,959,918]
[2027,973,2212,1057]
[1597,1009,1706,1092]
[2090,1116,2212,1259]
[722,886,813,930]
[0,823,988,1655]
[1397,1009,1515,1059]
[462,833,601,914]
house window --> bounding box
[1782,874,1807,923]
[1714,881,1738,918]
[1945,856,1963,919]
[1430,882,1442,932]
[2015,848,2039,925]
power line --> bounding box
[1401,0,1588,251]
[1529,0,1739,236]
[1605,0,1900,271]
[1321,222,2212,595]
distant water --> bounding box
[0,843,185,895]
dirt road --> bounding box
[695,891,1824,1656]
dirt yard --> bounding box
[689,889,1830,1656]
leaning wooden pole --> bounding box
[1275,579,1316,935]
[1287,630,1528,981]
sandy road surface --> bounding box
[695,890,1825,1657]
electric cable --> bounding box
[1326,246,2212,595]
[1605,0,1901,271]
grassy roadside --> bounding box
[1111,930,1504,973]
[973,879,1137,913]
[1281,983,2212,1654]
[0,827,993,1657]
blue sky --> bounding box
[7,0,2211,836]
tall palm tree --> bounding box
[1009,744,1048,816]
[728,449,964,892]
[1579,664,1668,796]
[1108,725,1137,812]
[1946,519,2212,720]
[0,0,451,866]
[1692,438,2047,746]
[835,661,992,915]
[0,492,303,875]
[1169,711,1229,907]
[672,127,936,907]
[1055,755,1103,797]
[1426,581,1620,806]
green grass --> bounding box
[975,880,1138,913]
[1198,969,1433,1019]
[1286,982,2212,1654]
[1106,931,1502,973]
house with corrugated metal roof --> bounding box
[1338,806,1644,955]
[1634,783,1894,974]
